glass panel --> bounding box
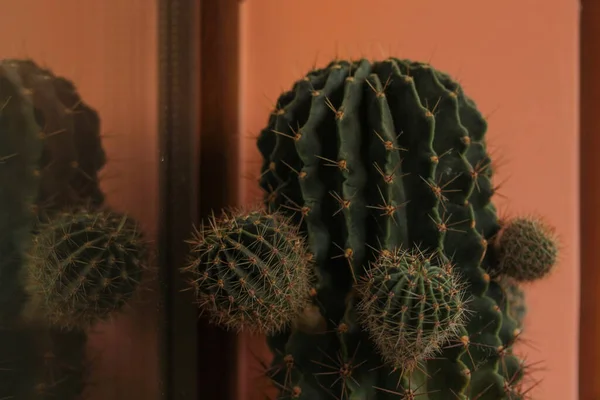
[0,2,162,398]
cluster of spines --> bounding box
[182,208,315,335]
[254,58,497,398]
[354,247,469,374]
[25,208,148,330]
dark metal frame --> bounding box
[580,1,595,398]
[158,0,240,399]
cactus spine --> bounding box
[182,208,314,334]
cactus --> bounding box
[0,59,43,322]
[0,59,143,399]
[182,208,314,335]
[0,58,106,322]
[236,58,559,399]
[24,208,148,330]
[0,328,88,399]
[490,217,558,282]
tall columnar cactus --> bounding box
[0,328,88,399]
[0,59,145,399]
[235,58,557,399]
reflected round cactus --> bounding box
[25,208,147,329]
[182,208,314,334]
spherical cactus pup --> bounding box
[182,207,315,335]
[25,207,148,330]
[1,59,107,208]
[491,216,559,282]
[355,247,469,373]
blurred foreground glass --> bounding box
[0,2,191,399]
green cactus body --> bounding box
[6,59,106,210]
[0,59,117,399]
[355,248,469,374]
[256,58,533,399]
[183,209,314,335]
[0,60,45,322]
[491,217,558,282]
[25,209,147,330]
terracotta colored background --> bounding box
[0,0,581,399]
[0,1,160,399]
[237,1,580,400]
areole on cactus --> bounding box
[186,57,559,399]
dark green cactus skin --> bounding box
[0,61,43,322]
[26,209,147,330]
[183,209,314,335]
[0,59,113,399]
[0,58,106,322]
[257,58,527,399]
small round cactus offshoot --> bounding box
[25,208,148,330]
[355,247,469,373]
[492,217,559,282]
[182,208,314,335]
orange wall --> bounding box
[0,1,160,399]
[238,1,580,400]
